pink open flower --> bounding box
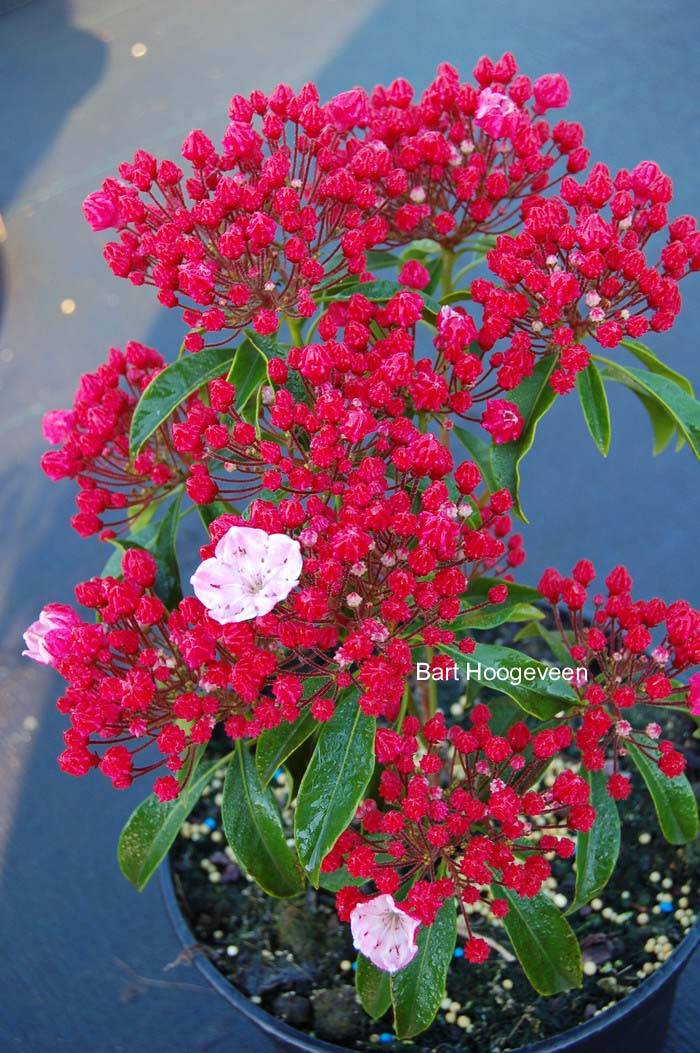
[350,894,420,973]
[474,88,519,139]
[190,525,303,624]
[23,604,80,666]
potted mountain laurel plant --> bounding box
[25,53,700,1053]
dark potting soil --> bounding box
[168,625,700,1052]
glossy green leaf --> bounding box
[294,692,375,884]
[256,708,319,789]
[356,954,392,1021]
[320,279,441,316]
[130,345,238,456]
[391,898,456,1039]
[425,255,444,296]
[442,641,577,720]
[513,620,576,666]
[462,235,497,255]
[452,425,498,493]
[118,752,228,891]
[502,889,582,995]
[621,338,694,395]
[129,500,159,533]
[489,357,558,521]
[440,288,473,304]
[317,866,367,893]
[401,238,442,258]
[634,393,678,454]
[222,743,305,897]
[577,362,611,455]
[226,334,270,423]
[628,742,698,844]
[197,499,233,533]
[568,770,621,914]
[598,359,700,460]
[365,249,402,272]
[454,578,543,632]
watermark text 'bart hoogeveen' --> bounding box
[415,660,588,687]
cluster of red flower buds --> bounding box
[475,163,700,392]
[37,425,526,800]
[82,83,396,341]
[40,342,188,537]
[539,561,700,796]
[366,56,587,247]
[172,277,535,514]
[327,709,594,962]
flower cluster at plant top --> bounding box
[326,709,593,967]
[81,59,588,342]
[24,54,700,982]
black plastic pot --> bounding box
[160,858,699,1053]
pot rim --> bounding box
[159,856,699,1053]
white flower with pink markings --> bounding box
[350,894,420,973]
[191,525,302,624]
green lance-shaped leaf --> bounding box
[514,620,577,666]
[256,675,332,787]
[628,742,698,844]
[318,278,441,316]
[489,356,558,521]
[577,361,611,455]
[356,954,392,1021]
[226,333,273,424]
[391,898,456,1039]
[453,578,543,632]
[636,392,678,455]
[502,889,582,995]
[364,249,403,272]
[598,358,700,460]
[130,345,239,456]
[294,691,375,885]
[101,491,183,608]
[568,769,621,914]
[118,752,229,891]
[621,338,694,395]
[442,641,577,720]
[197,499,233,533]
[222,742,305,897]
[256,706,319,789]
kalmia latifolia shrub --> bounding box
[25,54,700,1037]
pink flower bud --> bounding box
[23,604,81,665]
[82,190,120,231]
[42,409,75,444]
[533,73,570,113]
